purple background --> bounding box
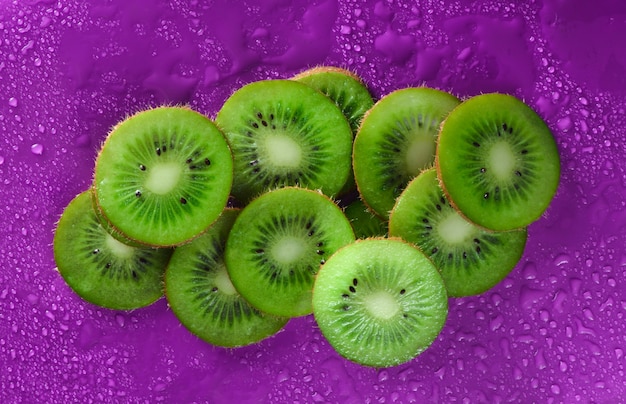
[1,0,625,402]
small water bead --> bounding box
[557,116,572,130]
[30,143,43,155]
[8,97,18,107]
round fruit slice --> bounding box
[224,187,356,318]
[53,190,173,310]
[292,66,374,135]
[165,209,288,347]
[93,106,233,247]
[215,79,353,203]
[312,238,448,368]
[292,66,375,195]
[353,87,460,219]
[389,169,528,297]
[436,93,560,231]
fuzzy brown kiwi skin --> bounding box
[92,105,235,248]
[291,65,366,84]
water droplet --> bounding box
[374,29,415,64]
[26,293,39,305]
[8,97,18,107]
[489,314,504,331]
[553,253,570,266]
[73,134,91,148]
[40,16,52,28]
[457,46,472,61]
[557,116,572,130]
[519,285,543,308]
[534,348,547,369]
[0,155,4,165]
[522,261,537,279]
[30,144,44,155]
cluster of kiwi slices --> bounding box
[53,66,560,368]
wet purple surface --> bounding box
[1,0,625,402]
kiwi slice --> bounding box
[93,106,233,247]
[89,187,148,249]
[389,169,527,297]
[344,198,388,239]
[292,66,374,135]
[292,66,375,195]
[312,238,448,368]
[436,93,560,231]
[165,209,288,347]
[53,190,173,310]
[224,187,356,317]
[353,87,460,219]
[215,79,353,203]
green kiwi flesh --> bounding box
[53,190,173,310]
[353,87,460,219]
[93,106,233,247]
[165,209,288,347]
[389,169,527,297]
[312,238,448,368]
[344,199,388,239]
[292,66,374,135]
[215,79,353,203]
[224,187,356,317]
[436,93,560,231]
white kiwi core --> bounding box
[488,141,516,180]
[272,236,306,265]
[214,264,238,295]
[105,234,135,259]
[145,162,181,195]
[437,212,474,244]
[405,134,435,176]
[265,135,302,168]
[364,291,400,320]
